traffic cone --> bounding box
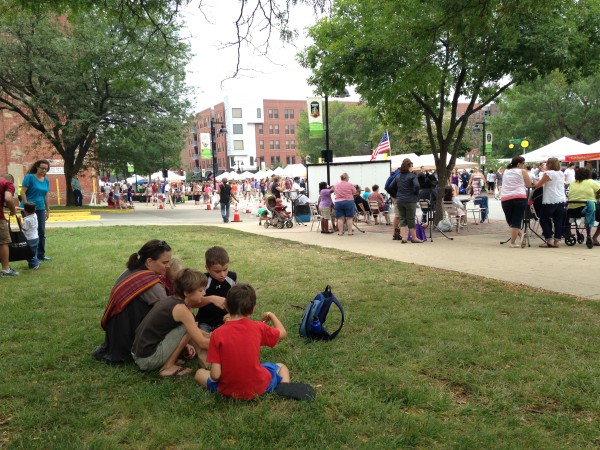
[206,203,211,210]
[245,199,252,214]
[232,203,242,222]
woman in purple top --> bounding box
[318,181,335,234]
[333,173,357,236]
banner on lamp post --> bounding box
[308,97,324,139]
[200,133,212,159]
[485,132,493,155]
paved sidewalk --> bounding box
[48,200,600,300]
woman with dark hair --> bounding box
[500,156,534,247]
[534,157,566,247]
[389,158,422,243]
[93,240,172,363]
[20,159,52,261]
[318,181,335,233]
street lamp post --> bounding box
[210,120,226,190]
[235,160,244,174]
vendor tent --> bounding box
[149,170,186,181]
[522,137,589,162]
[126,175,148,184]
[282,164,307,177]
[565,139,600,162]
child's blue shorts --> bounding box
[207,362,282,395]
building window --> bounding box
[285,140,290,149]
[270,140,274,149]
[259,140,264,149]
[274,124,279,134]
[258,125,263,134]
[289,109,295,119]
[292,156,296,164]
[268,109,273,119]
[273,109,279,119]
[284,108,295,119]
[233,140,244,150]
[250,156,255,166]
[269,125,274,134]
[233,124,243,134]
[275,140,280,149]
[271,156,275,166]
[232,108,242,118]
[257,108,262,118]
[290,125,295,134]
[284,125,289,134]
[286,156,291,164]
[291,140,296,149]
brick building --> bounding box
[0,109,96,206]
[184,96,307,177]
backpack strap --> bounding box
[326,295,345,340]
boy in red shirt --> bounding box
[195,284,290,400]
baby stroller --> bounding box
[562,201,596,248]
[263,195,294,229]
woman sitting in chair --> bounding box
[367,184,391,225]
[567,167,600,246]
[354,185,372,224]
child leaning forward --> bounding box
[131,269,210,377]
[195,283,290,400]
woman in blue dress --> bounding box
[20,159,52,261]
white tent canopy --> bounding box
[522,137,589,162]
[125,175,148,184]
[564,138,600,162]
[333,153,476,170]
[215,171,235,181]
[281,164,307,178]
[149,170,186,181]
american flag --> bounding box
[370,130,391,160]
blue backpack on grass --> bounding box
[299,286,345,340]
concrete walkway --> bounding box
[48,199,600,300]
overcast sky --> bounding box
[180,1,358,111]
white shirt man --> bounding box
[564,163,576,184]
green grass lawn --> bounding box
[1,226,599,449]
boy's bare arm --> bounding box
[197,294,226,309]
[173,304,210,350]
[210,362,221,381]
[261,312,287,339]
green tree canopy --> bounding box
[0,5,190,204]
[299,0,600,216]
[488,70,600,157]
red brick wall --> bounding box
[1,110,98,206]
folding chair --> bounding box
[442,201,464,232]
[309,203,321,232]
[467,195,489,224]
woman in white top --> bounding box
[534,158,566,248]
[501,156,534,247]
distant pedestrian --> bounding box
[72,177,83,206]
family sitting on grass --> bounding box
[93,241,302,400]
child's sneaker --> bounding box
[1,267,19,277]
[32,264,40,270]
